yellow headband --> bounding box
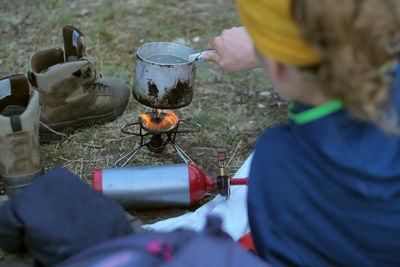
[237,0,321,66]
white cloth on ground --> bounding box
[144,153,253,241]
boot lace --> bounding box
[80,57,110,93]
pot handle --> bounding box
[189,49,216,67]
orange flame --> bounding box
[140,110,179,132]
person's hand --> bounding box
[203,26,261,72]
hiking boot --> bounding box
[0,74,42,196]
[27,25,130,143]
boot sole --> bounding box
[39,98,130,143]
[2,168,44,196]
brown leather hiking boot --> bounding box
[0,74,42,196]
[27,25,130,142]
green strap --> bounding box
[380,63,390,75]
[288,99,343,125]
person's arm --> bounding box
[203,26,261,72]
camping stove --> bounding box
[115,109,201,167]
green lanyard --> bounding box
[288,99,343,124]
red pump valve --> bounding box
[218,149,227,162]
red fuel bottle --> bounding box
[93,163,247,209]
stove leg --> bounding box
[115,146,143,168]
[172,143,195,165]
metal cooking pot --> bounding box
[133,42,211,109]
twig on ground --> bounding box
[59,157,94,162]
[39,121,68,137]
[227,140,242,167]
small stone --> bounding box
[258,103,266,109]
[10,16,23,26]
[90,2,102,7]
[248,87,254,96]
[259,91,271,97]
[173,37,186,45]
[78,9,90,16]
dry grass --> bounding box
[0,0,288,224]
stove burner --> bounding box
[148,134,165,153]
[115,111,202,168]
[140,110,179,133]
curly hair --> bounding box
[291,0,400,132]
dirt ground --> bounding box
[0,0,288,261]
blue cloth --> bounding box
[56,216,270,267]
[0,167,134,266]
[248,64,400,266]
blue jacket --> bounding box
[248,63,400,266]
